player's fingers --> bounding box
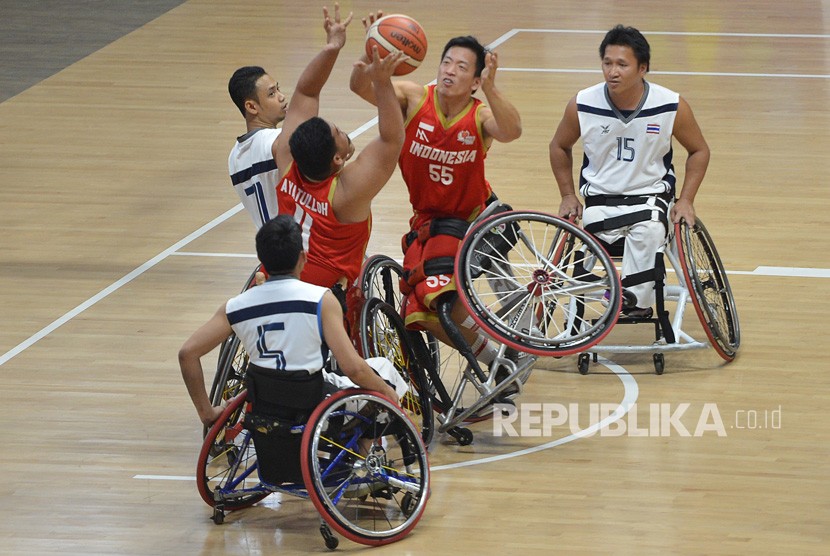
[388,51,409,71]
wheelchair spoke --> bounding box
[456,211,621,356]
[677,219,740,360]
[303,391,429,545]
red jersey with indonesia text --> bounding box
[276,162,371,286]
[398,85,492,225]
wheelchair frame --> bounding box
[360,208,624,444]
[576,218,741,375]
[359,209,740,444]
[198,388,430,548]
[360,256,526,445]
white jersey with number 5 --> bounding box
[576,81,679,197]
[225,275,328,372]
[228,128,281,229]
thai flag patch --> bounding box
[646,123,661,134]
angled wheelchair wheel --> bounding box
[197,392,269,510]
[360,254,405,309]
[205,265,262,435]
[359,297,435,445]
[209,334,248,406]
[676,219,741,361]
[455,210,621,357]
[301,389,430,546]
[360,254,442,370]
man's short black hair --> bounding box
[256,214,303,275]
[441,36,486,76]
[228,66,266,116]
[600,25,651,71]
[288,116,336,181]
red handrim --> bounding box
[455,210,621,357]
[674,221,737,362]
[196,391,268,509]
[300,389,428,546]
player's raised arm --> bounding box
[277,4,353,169]
[337,46,407,217]
[349,12,424,114]
[479,51,522,144]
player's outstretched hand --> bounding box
[481,50,499,90]
[360,9,384,31]
[356,45,408,81]
[323,2,353,50]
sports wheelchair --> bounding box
[360,207,740,442]
[573,217,741,375]
[359,208,623,445]
[198,366,430,549]
[207,265,435,444]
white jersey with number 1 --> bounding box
[228,127,281,229]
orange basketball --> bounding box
[365,14,428,76]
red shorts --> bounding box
[401,231,459,329]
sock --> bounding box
[471,334,496,366]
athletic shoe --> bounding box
[622,306,653,319]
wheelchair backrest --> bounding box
[244,366,326,485]
[245,365,324,420]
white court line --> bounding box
[0,205,243,367]
[431,357,638,471]
[749,266,830,278]
[0,29,517,368]
[502,28,830,79]
[134,475,194,481]
[512,29,830,39]
[499,67,830,79]
[171,252,830,280]
[171,252,257,259]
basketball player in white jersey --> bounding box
[549,24,710,317]
[179,215,403,427]
[228,66,287,229]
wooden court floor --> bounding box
[1,1,828,554]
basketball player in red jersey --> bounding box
[275,4,406,301]
[350,16,522,389]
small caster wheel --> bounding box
[212,507,225,525]
[578,352,591,375]
[653,353,664,375]
[449,426,473,446]
[320,522,339,550]
[401,492,419,517]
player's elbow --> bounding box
[178,343,196,367]
[689,142,711,166]
[379,124,405,150]
[349,76,373,103]
[492,121,522,144]
[506,123,522,142]
[392,127,405,147]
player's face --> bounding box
[254,74,287,126]
[436,46,481,96]
[330,123,354,171]
[601,45,647,96]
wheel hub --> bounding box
[527,269,552,296]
